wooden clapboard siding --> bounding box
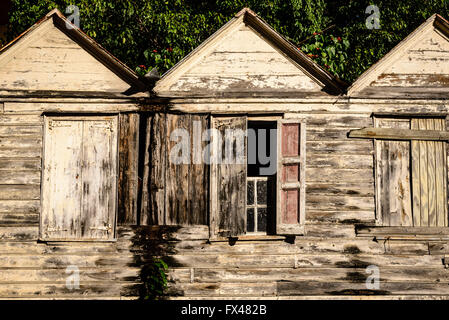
[140,113,209,226]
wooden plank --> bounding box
[118,113,139,225]
[356,226,449,236]
[0,159,41,171]
[306,140,372,155]
[141,113,167,225]
[0,213,39,225]
[277,281,449,296]
[307,154,373,169]
[41,119,83,240]
[306,195,374,211]
[0,171,40,184]
[189,115,208,225]
[411,119,421,226]
[307,169,373,183]
[0,125,42,136]
[426,119,437,226]
[169,266,449,284]
[4,102,138,113]
[80,118,117,240]
[0,185,40,200]
[165,114,191,225]
[419,119,429,226]
[349,127,449,141]
[434,119,447,227]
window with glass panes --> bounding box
[246,121,277,234]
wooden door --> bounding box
[41,116,118,240]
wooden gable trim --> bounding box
[0,9,147,94]
[348,14,449,96]
[154,8,345,96]
[349,127,449,141]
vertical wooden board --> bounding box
[140,115,152,225]
[390,139,412,226]
[277,120,305,234]
[211,116,247,237]
[411,119,421,226]
[426,119,437,226]
[80,118,117,240]
[166,114,191,225]
[41,119,83,239]
[189,115,209,225]
[418,119,429,226]
[118,113,139,225]
[141,113,167,225]
[433,119,447,227]
[375,118,412,227]
[378,140,391,225]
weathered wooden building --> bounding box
[3,7,449,299]
[0,9,149,298]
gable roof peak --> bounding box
[348,13,449,96]
[235,7,257,18]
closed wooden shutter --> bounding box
[41,116,118,240]
[276,120,306,235]
[210,116,247,237]
[411,118,448,226]
[375,117,448,227]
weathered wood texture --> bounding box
[374,117,448,227]
[350,15,449,98]
[0,18,134,93]
[156,22,324,96]
[140,113,209,226]
[277,120,305,234]
[210,116,247,237]
[118,113,139,225]
[41,116,118,240]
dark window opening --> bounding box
[246,121,277,234]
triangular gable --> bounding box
[349,14,449,98]
[0,9,146,96]
[154,8,344,97]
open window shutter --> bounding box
[276,120,305,235]
[210,116,247,238]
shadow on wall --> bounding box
[126,226,183,299]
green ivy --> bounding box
[140,257,168,300]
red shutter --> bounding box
[276,120,305,235]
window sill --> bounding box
[38,238,117,243]
[208,235,289,243]
[356,226,449,240]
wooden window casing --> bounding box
[41,115,118,241]
[210,116,306,238]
